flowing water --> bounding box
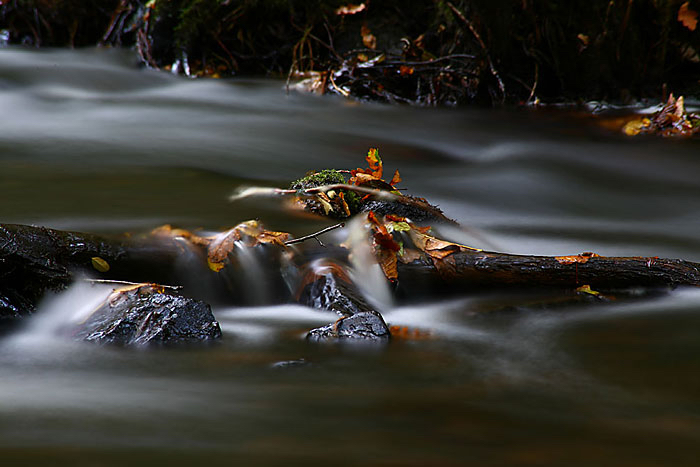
[2,47,700,465]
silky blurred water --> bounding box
[1,47,700,466]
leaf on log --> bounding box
[207,220,290,272]
[555,252,599,265]
[154,221,289,273]
[366,211,401,281]
[91,256,110,273]
[621,94,700,137]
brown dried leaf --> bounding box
[361,25,377,50]
[206,220,289,272]
[679,2,698,31]
[409,228,481,260]
[376,246,398,281]
[398,248,422,264]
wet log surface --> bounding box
[3,222,700,345]
[397,250,700,294]
[0,223,185,317]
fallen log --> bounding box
[3,221,700,321]
[0,223,186,318]
[396,249,700,295]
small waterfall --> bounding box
[343,216,394,311]
[232,239,270,304]
[5,280,113,348]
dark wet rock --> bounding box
[72,284,221,345]
[298,271,375,318]
[307,311,390,343]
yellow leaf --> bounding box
[575,284,600,296]
[207,258,225,272]
[622,118,651,136]
[389,221,411,232]
[679,2,698,31]
[91,257,110,273]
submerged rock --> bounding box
[72,284,221,345]
[307,311,390,343]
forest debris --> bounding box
[621,94,700,137]
[283,150,454,224]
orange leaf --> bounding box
[361,25,377,50]
[679,2,698,31]
[365,147,382,178]
[555,252,599,265]
[399,65,414,76]
[390,169,402,186]
[389,325,432,340]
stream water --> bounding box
[2,47,700,466]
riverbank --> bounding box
[3,1,700,106]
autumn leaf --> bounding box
[91,256,110,273]
[555,252,599,265]
[679,2,698,31]
[361,25,377,50]
[397,247,422,263]
[366,147,382,178]
[575,284,600,296]
[389,325,433,340]
[409,227,481,258]
[622,118,652,136]
[336,3,366,15]
[205,220,290,272]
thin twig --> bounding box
[85,279,183,291]
[229,183,400,202]
[284,222,345,246]
[328,72,349,97]
[446,1,505,104]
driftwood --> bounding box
[396,249,700,294]
[2,221,700,320]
